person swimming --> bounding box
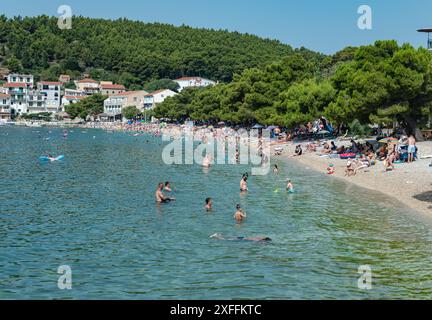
[205,198,213,212]
[273,164,279,173]
[210,233,271,243]
[155,183,175,203]
[234,204,246,222]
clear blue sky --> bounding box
[1,0,431,54]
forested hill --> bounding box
[0,15,325,85]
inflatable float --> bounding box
[39,155,65,162]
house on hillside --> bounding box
[37,82,62,112]
[7,74,34,88]
[3,82,29,115]
[62,95,86,107]
[27,90,47,114]
[75,78,100,95]
[64,89,86,97]
[100,84,126,96]
[174,77,216,92]
[59,75,71,84]
[0,93,11,120]
[143,89,177,110]
[102,90,148,122]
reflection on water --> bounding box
[1,126,432,299]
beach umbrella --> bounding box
[218,121,226,126]
[267,126,278,130]
[252,124,264,129]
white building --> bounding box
[7,74,34,88]
[0,93,11,120]
[27,90,47,114]
[64,88,86,97]
[3,82,29,115]
[143,89,177,110]
[173,77,216,92]
[37,82,62,112]
[62,95,85,107]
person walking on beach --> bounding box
[407,135,416,163]
[234,204,247,222]
[240,174,248,192]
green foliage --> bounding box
[348,119,372,137]
[21,112,52,121]
[65,94,107,119]
[144,79,180,92]
[0,15,324,85]
[122,106,140,119]
[154,41,432,139]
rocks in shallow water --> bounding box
[413,191,432,203]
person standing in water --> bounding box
[286,179,294,193]
[273,165,279,173]
[234,204,247,222]
[240,174,248,192]
[155,183,175,203]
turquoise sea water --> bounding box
[1,126,432,300]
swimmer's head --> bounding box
[263,237,272,242]
[236,204,241,210]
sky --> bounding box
[1,0,432,54]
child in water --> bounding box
[327,164,335,175]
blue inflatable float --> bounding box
[39,155,65,162]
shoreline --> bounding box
[5,122,431,216]
[274,142,432,217]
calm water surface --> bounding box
[1,126,432,299]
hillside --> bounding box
[0,15,325,86]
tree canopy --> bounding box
[155,41,432,139]
[65,94,107,119]
[0,15,324,87]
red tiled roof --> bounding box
[77,78,98,83]
[111,90,146,97]
[3,82,27,88]
[101,84,126,90]
[0,93,10,98]
[175,77,205,81]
